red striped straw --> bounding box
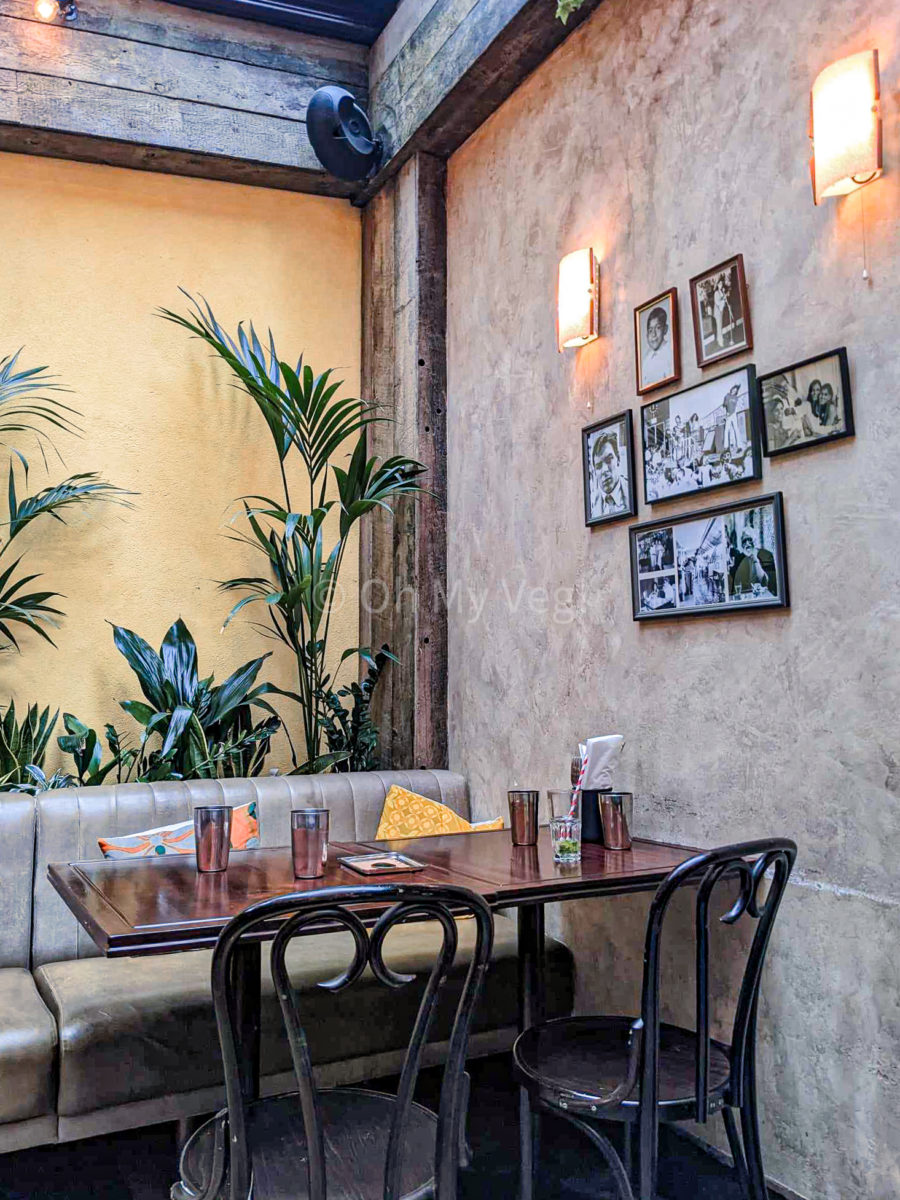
[569,751,588,818]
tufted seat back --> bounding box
[30,771,469,968]
[0,794,38,969]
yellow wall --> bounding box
[0,152,361,773]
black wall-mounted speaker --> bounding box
[306,86,382,182]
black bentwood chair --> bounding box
[513,839,797,1200]
[171,883,494,1200]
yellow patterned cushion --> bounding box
[375,785,504,840]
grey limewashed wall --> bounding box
[445,1,900,1196]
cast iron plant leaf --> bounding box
[112,618,281,780]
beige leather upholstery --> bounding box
[0,969,57,1124]
[32,770,469,968]
[0,769,575,1153]
[35,914,573,1119]
[0,795,36,968]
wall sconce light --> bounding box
[557,247,599,351]
[810,49,882,204]
[35,0,78,20]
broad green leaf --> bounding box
[112,625,167,707]
[160,618,199,706]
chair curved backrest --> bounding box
[211,882,494,1200]
[635,838,796,1190]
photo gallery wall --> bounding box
[580,253,855,621]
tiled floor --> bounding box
[0,1055,761,1199]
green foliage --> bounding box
[0,699,58,788]
[112,617,281,780]
[316,645,396,773]
[160,293,428,772]
[0,349,80,467]
[19,765,74,792]
[0,349,132,653]
[56,713,138,787]
[555,0,587,22]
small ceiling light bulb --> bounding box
[35,0,59,17]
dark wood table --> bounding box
[49,827,698,1171]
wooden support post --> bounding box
[360,151,448,771]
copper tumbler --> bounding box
[194,806,232,873]
[508,790,539,846]
[291,808,329,879]
[597,792,633,851]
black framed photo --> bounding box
[690,253,753,368]
[758,347,854,457]
[634,287,680,394]
[630,492,789,621]
[582,411,637,527]
[641,364,761,504]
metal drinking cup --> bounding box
[291,808,329,879]
[507,790,539,846]
[194,806,232,873]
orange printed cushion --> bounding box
[375,785,503,840]
[98,800,259,859]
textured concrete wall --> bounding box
[0,152,360,773]
[445,1,900,1196]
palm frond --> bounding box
[0,350,81,467]
[0,556,64,650]
[160,292,381,484]
[5,469,135,541]
[333,436,430,538]
[158,292,295,462]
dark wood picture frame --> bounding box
[640,364,762,506]
[629,491,789,621]
[634,287,681,394]
[758,347,854,458]
[582,410,638,528]
[690,253,753,368]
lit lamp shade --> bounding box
[811,49,882,203]
[557,248,599,351]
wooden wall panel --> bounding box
[0,0,366,193]
[361,0,603,199]
[360,153,448,770]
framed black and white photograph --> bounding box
[758,347,854,457]
[641,364,761,504]
[629,492,789,621]
[690,254,753,368]
[582,410,637,527]
[635,526,674,574]
[634,287,680,394]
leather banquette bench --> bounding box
[0,770,574,1152]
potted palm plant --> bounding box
[0,349,130,789]
[160,294,427,772]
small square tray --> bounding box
[338,852,425,876]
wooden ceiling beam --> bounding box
[355,0,603,205]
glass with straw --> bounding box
[547,787,582,864]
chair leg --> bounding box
[623,1120,635,1188]
[532,1108,542,1189]
[563,1113,635,1200]
[637,1110,658,1200]
[722,1107,751,1200]
[518,1087,534,1200]
[457,1070,473,1169]
[740,1074,769,1200]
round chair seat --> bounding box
[513,1015,732,1121]
[176,1087,437,1200]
